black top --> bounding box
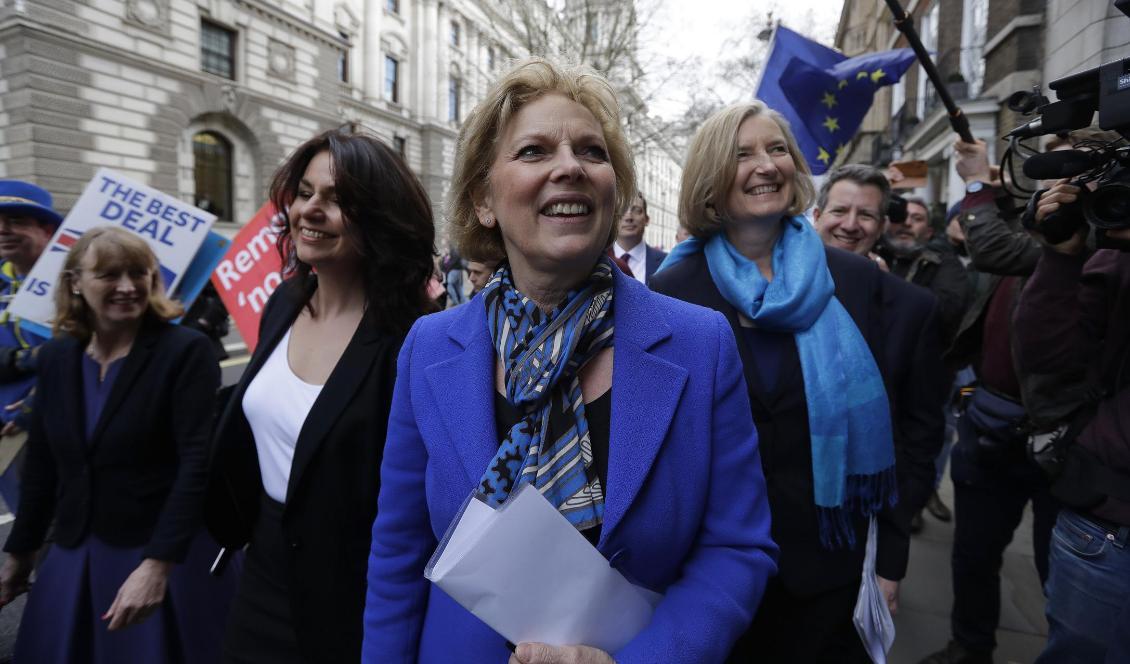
[738,326,794,396]
[492,388,611,547]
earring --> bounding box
[483,215,495,227]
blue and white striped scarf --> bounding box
[477,259,614,532]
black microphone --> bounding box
[1022,149,1105,180]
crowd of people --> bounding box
[0,54,1124,664]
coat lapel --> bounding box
[60,338,86,449]
[600,269,687,545]
[88,324,159,451]
[284,311,388,504]
[425,301,499,487]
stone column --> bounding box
[362,0,385,103]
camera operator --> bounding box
[919,137,1056,664]
[1014,173,1130,663]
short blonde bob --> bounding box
[447,57,636,262]
[54,225,183,342]
[680,101,816,238]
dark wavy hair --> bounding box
[269,130,436,335]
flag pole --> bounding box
[883,0,975,142]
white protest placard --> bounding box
[8,168,216,328]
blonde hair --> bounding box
[54,226,183,341]
[679,101,815,237]
[447,56,636,262]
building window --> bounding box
[961,0,989,97]
[450,21,460,48]
[201,20,236,80]
[916,2,939,119]
[448,77,461,123]
[488,46,496,70]
[385,56,400,104]
[193,131,233,221]
[394,136,407,158]
[337,32,350,84]
[386,0,399,13]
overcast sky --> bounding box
[640,0,845,120]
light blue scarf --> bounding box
[661,216,897,548]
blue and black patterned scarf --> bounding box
[477,259,615,532]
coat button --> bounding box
[289,537,302,550]
[608,548,630,568]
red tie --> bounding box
[606,248,634,278]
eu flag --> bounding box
[756,26,917,175]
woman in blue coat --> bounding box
[362,57,778,664]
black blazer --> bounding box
[4,322,219,562]
[651,247,946,596]
[644,244,668,284]
[205,278,402,664]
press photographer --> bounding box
[1013,146,1130,663]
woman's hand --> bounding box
[0,552,34,607]
[509,643,615,664]
[103,558,172,630]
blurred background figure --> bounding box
[0,180,61,510]
[610,192,667,286]
[464,258,497,298]
[0,226,235,663]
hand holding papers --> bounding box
[854,516,896,663]
[425,484,661,654]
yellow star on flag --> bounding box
[822,116,840,133]
[817,147,831,164]
[821,92,838,109]
[838,79,849,90]
[836,142,848,157]
[856,71,869,80]
[870,68,886,84]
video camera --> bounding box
[998,5,1130,245]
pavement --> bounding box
[890,472,1049,664]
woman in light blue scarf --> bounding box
[650,102,899,664]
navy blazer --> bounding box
[205,278,404,663]
[652,247,946,597]
[644,245,668,284]
[5,322,219,563]
[362,266,778,663]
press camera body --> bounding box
[1003,5,1130,246]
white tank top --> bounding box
[242,327,324,503]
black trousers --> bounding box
[949,414,1058,655]
[222,494,305,664]
[728,576,869,663]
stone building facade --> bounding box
[0,0,683,247]
[833,0,1130,212]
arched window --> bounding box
[193,131,233,221]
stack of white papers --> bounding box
[425,484,662,653]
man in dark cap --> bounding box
[0,180,62,509]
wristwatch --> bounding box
[965,180,988,194]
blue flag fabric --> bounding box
[756,26,917,175]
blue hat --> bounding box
[0,180,64,227]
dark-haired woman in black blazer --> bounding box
[0,226,235,663]
[205,129,437,664]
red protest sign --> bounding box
[211,203,284,352]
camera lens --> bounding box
[1085,181,1130,230]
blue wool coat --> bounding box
[362,266,778,663]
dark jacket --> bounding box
[1013,248,1130,525]
[205,278,403,664]
[4,322,219,562]
[644,244,668,284]
[881,238,972,343]
[946,191,1042,370]
[651,247,945,595]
